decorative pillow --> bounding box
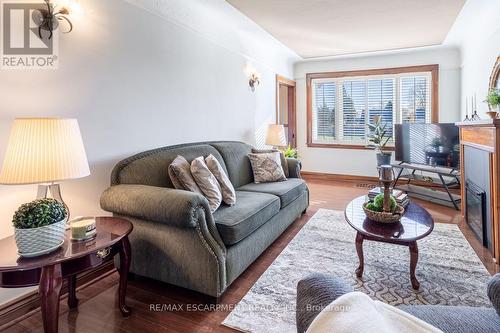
[251,148,289,178]
[205,154,236,206]
[168,155,202,193]
[248,152,287,183]
[191,156,222,212]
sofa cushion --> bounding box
[213,191,280,245]
[168,155,202,193]
[206,154,236,206]
[237,178,307,208]
[191,157,222,213]
[252,148,289,178]
[248,152,287,183]
[209,142,254,188]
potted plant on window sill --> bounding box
[13,198,68,257]
[367,116,392,167]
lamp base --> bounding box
[37,183,70,219]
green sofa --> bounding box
[100,141,309,297]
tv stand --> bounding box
[391,162,461,210]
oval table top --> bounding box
[344,196,434,243]
[0,217,132,271]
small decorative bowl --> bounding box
[362,202,405,224]
[486,111,498,119]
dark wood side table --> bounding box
[0,217,133,333]
[344,196,434,289]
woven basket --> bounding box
[15,219,67,256]
[362,202,405,224]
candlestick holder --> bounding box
[379,165,394,213]
[464,96,471,121]
[471,110,481,121]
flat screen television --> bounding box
[394,123,460,169]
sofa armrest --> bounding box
[488,273,500,315]
[100,184,210,228]
[296,274,353,333]
[287,158,302,178]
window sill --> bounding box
[306,142,396,151]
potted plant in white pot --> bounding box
[367,117,392,167]
[13,198,68,257]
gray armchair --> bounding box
[296,274,500,333]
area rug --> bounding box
[222,209,492,333]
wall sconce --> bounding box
[32,0,81,39]
[248,72,260,92]
[245,63,261,92]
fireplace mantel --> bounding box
[456,120,500,262]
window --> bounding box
[307,65,438,149]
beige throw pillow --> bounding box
[168,155,202,193]
[248,152,287,183]
[205,154,236,206]
[251,148,289,178]
[191,156,222,212]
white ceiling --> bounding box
[226,0,466,59]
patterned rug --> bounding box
[222,209,492,333]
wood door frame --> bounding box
[276,75,297,147]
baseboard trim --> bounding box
[0,261,115,330]
[301,171,453,189]
[301,171,378,184]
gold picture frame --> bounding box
[489,56,500,91]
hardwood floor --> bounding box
[4,176,499,333]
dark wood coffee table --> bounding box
[0,217,133,333]
[344,196,434,289]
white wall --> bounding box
[445,0,500,118]
[0,0,299,305]
[294,47,461,177]
[0,1,298,240]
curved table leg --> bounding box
[39,264,62,333]
[67,275,79,309]
[119,236,132,316]
[409,241,420,290]
[355,232,364,278]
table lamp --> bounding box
[265,124,287,149]
[0,118,90,217]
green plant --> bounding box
[365,202,382,212]
[372,193,397,212]
[485,89,500,108]
[12,198,67,229]
[431,137,442,149]
[283,144,298,159]
[367,117,391,155]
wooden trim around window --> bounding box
[306,64,440,149]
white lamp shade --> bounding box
[265,124,287,147]
[0,118,90,185]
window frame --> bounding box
[306,64,439,150]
